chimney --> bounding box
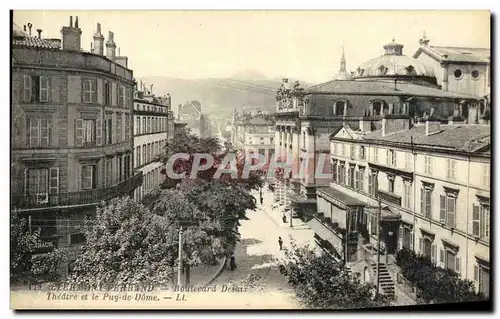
[358,120,371,133]
[382,118,387,137]
[425,121,441,136]
[27,23,32,36]
[93,22,104,55]
[106,31,116,60]
[36,29,42,38]
[23,25,26,32]
[61,15,82,52]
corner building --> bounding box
[11,17,142,274]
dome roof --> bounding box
[354,38,435,79]
[333,70,352,81]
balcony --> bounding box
[377,189,402,206]
[11,172,143,211]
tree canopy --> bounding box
[10,209,67,285]
[278,238,392,309]
[396,248,486,304]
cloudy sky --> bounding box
[13,10,490,84]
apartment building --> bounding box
[132,89,174,202]
[313,118,490,298]
[11,17,142,271]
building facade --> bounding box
[11,17,142,272]
[274,38,487,221]
[132,90,174,202]
[313,119,490,298]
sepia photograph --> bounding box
[9,9,491,310]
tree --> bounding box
[10,209,67,285]
[278,238,392,309]
[159,128,263,191]
[68,197,179,286]
[396,248,486,304]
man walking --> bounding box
[278,237,283,250]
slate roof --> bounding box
[13,34,61,50]
[362,124,490,153]
[305,79,479,100]
[414,45,490,64]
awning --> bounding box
[317,187,365,208]
[365,206,401,220]
[306,217,343,248]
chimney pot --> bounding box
[75,16,79,28]
[27,23,32,36]
[23,25,26,32]
[69,16,73,28]
[96,23,101,34]
[36,29,42,38]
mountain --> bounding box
[138,74,313,119]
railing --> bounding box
[396,272,417,297]
[377,189,402,206]
[12,172,143,210]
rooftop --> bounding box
[305,79,479,100]
[414,45,490,63]
[362,124,490,153]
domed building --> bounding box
[274,37,485,219]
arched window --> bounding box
[405,65,416,75]
[378,65,388,75]
[372,101,383,116]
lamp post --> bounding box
[177,227,183,287]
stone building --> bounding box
[11,17,142,273]
[274,38,487,221]
[315,119,490,299]
[132,87,174,202]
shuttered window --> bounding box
[28,118,51,147]
[82,79,97,103]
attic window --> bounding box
[472,70,480,79]
[454,69,463,79]
[379,65,388,75]
[406,65,416,75]
[359,69,365,76]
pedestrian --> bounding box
[278,237,283,250]
[230,255,236,271]
[260,196,263,205]
[282,214,287,223]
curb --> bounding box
[203,256,227,287]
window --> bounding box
[419,237,433,260]
[386,149,396,167]
[23,75,50,102]
[136,117,141,135]
[332,142,337,155]
[439,192,457,227]
[350,144,355,159]
[25,168,48,197]
[348,165,355,188]
[335,101,346,116]
[105,116,112,145]
[260,138,264,145]
[454,69,463,79]
[105,158,112,186]
[118,85,125,107]
[81,165,96,190]
[104,81,112,105]
[341,144,346,157]
[471,70,480,79]
[472,204,490,240]
[373,101,382,116]
[370,214,378,236]
[142,146,146,165]
[124,114,130,142]
[482,164,490,187]
[474,265,490,298]
[403,181,412,209]
[373,148,378,163]
[405,153,411,170]
[136,146,141,167]
[355,167,364,191]
[368,171,378,196]
[359,146,365,160]
[116,114,122,143]
[447,159,457,180]
[399,226,412,250]
[424,156,432,175]
[147,117,151,133]
[142,118,146,135]
[331,161,338,182]
[440,248,460,274]
[28,118,50,147]
[420,186,432,218]
[82,119,95,144]
[270,138,274,144]
[82,79,97,103]
[388,176,395,193]
[339,162,346,185]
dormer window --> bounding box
[333,100,347,116]
[371,100,385,116]
[378,65,388,75]
[405,65,416,76]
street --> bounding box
[210,187,316,308]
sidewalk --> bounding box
[252,188,307,229]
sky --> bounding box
[13,10,490,84]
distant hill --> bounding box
[139,74,313,118]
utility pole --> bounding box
[178,227,183,287]
[375,196,382,297]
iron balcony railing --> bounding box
[12,172,143,210]
[377,189,402,206]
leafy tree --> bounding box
[10,209,67,285]
[68,197,178,286]
[396,248,486,304]
[278,238,392,309]
[158,128,263,191]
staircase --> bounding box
[370,263,395,299]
